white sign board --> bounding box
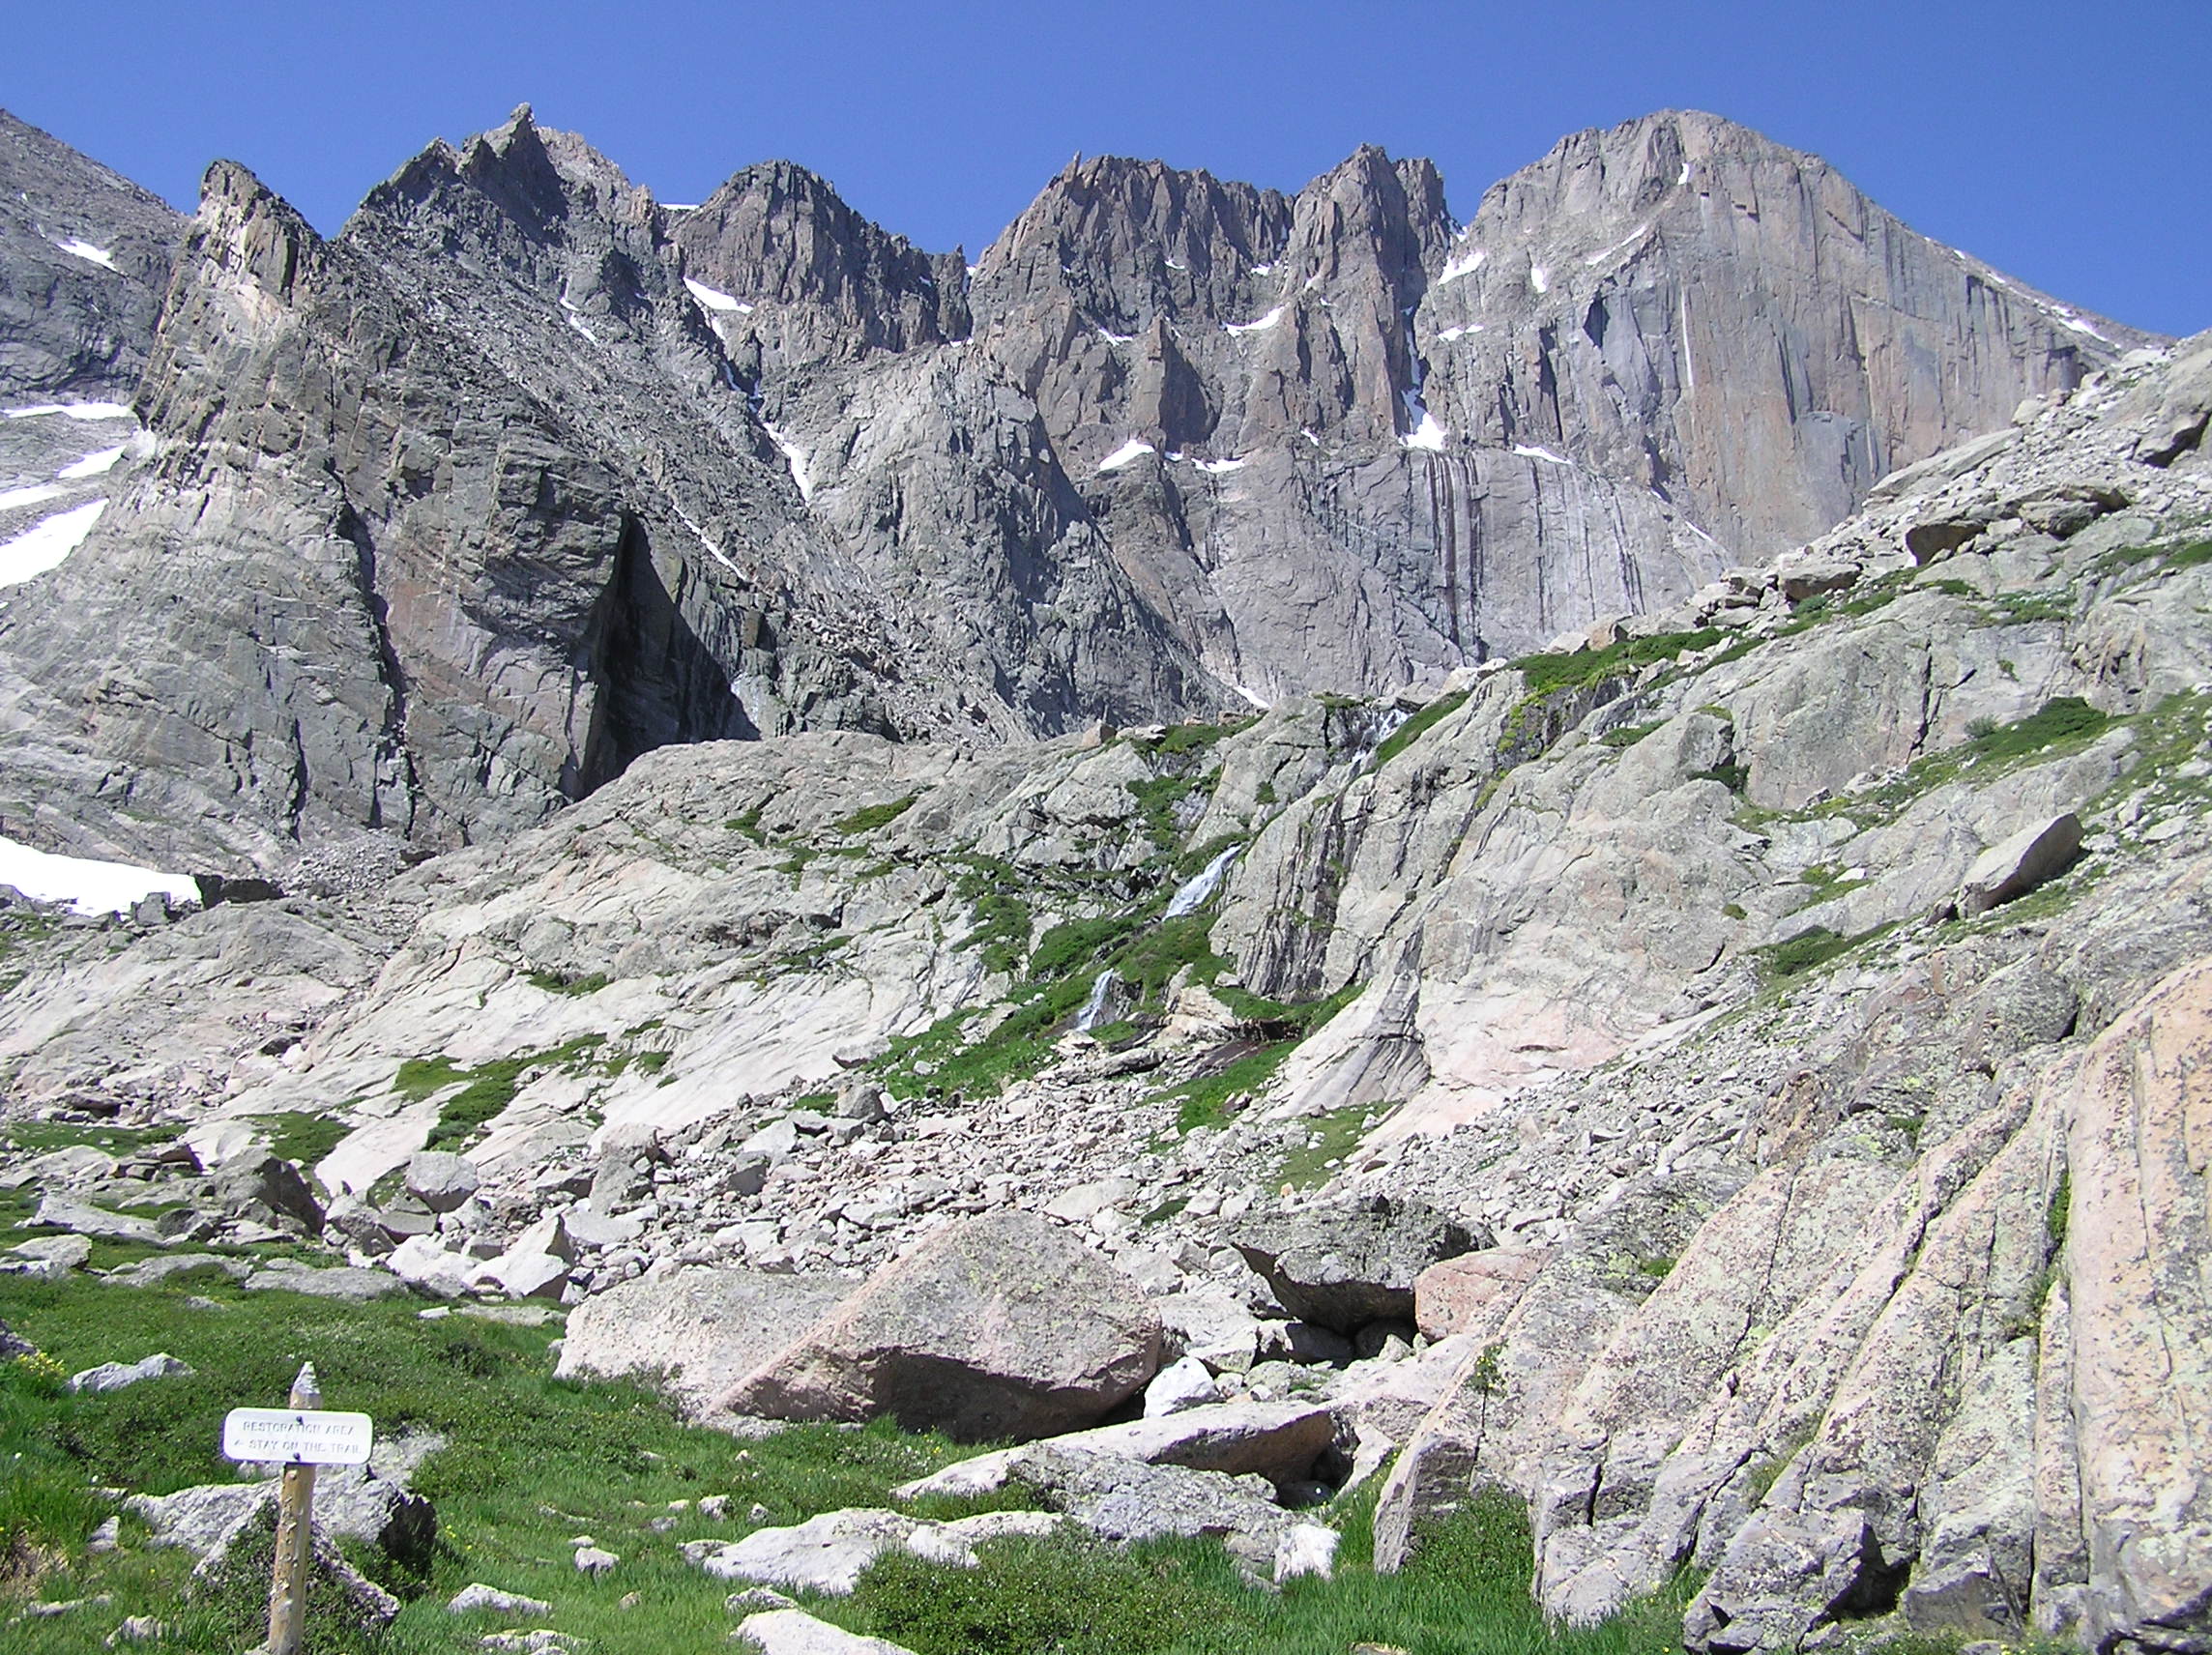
[221,1408,375,1466]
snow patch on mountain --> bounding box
[53,238,116,270]
[0,499,105,584]
[1098,439,1155,473]
[0,831,195,915]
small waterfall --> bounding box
[1164,845,1242,919]
[1074,970,1118,1032]
[1345,706,1412,779]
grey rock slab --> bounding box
[244,1261,403,1299]
[1043,1177,1137,1223]
[129,1482,268,1556]
[894,1398,1342,1499]
[734,1608,921,1655]
[68,1351,191,1393]
[448,1583,553,1617]
[1004,1443,1300,1562]
[406,1150,482,1213]
[31,1195,162,1243]
[102,1253,249,1287]
[723,1210,1161,1441]
[684,1509,921,1595]
[1,1144,118,1187]
[479,1634,587,1655]
[10,1234,91,1271]
[559,1206,645,1249]
[469,1249,569,1302]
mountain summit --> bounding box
[0,107,2157,868]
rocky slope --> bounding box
[0,109,180,402]
[4,320,2209,1651]
[0,106,2154,873]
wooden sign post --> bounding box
[220,1363,376,1655]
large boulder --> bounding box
[1958,813,2082,915]
[721,1210,1162,1440]
[1235,1196,1482,1332]
[211,1152,324,1234]
[555,1267,849,1418]
[404,1150,481,1213]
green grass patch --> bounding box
[1372,689,1471,768]
[0,1121,180,1158]
[525,968,610,997]
[1172,1044,1297,1133]
[1507,628,1726,700]
[1598,719,1665,749]
[1761,921,1899,982]
[1151,717,1255,757]
[259,1111,353,1170]
[1128,770,1218,854]
[397,1036,610,1151]
[2091,536,2212,578]
[1966,694,2109,761]
[1277,1102,1376,1189]
[1028,912,1144,985]
[833,795,918,837]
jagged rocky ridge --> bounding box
[0,105,2154,872]
[4,315,2211,1654]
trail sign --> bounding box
[222,1403,374,1466]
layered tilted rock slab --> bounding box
[0,108,181,400]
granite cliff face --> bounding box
[0,106,2155,870]
[0,109,1216,867]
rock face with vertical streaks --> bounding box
[0,104,2158,882]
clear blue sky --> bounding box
[5,0,2205,335]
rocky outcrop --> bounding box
[671,160,970,370]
